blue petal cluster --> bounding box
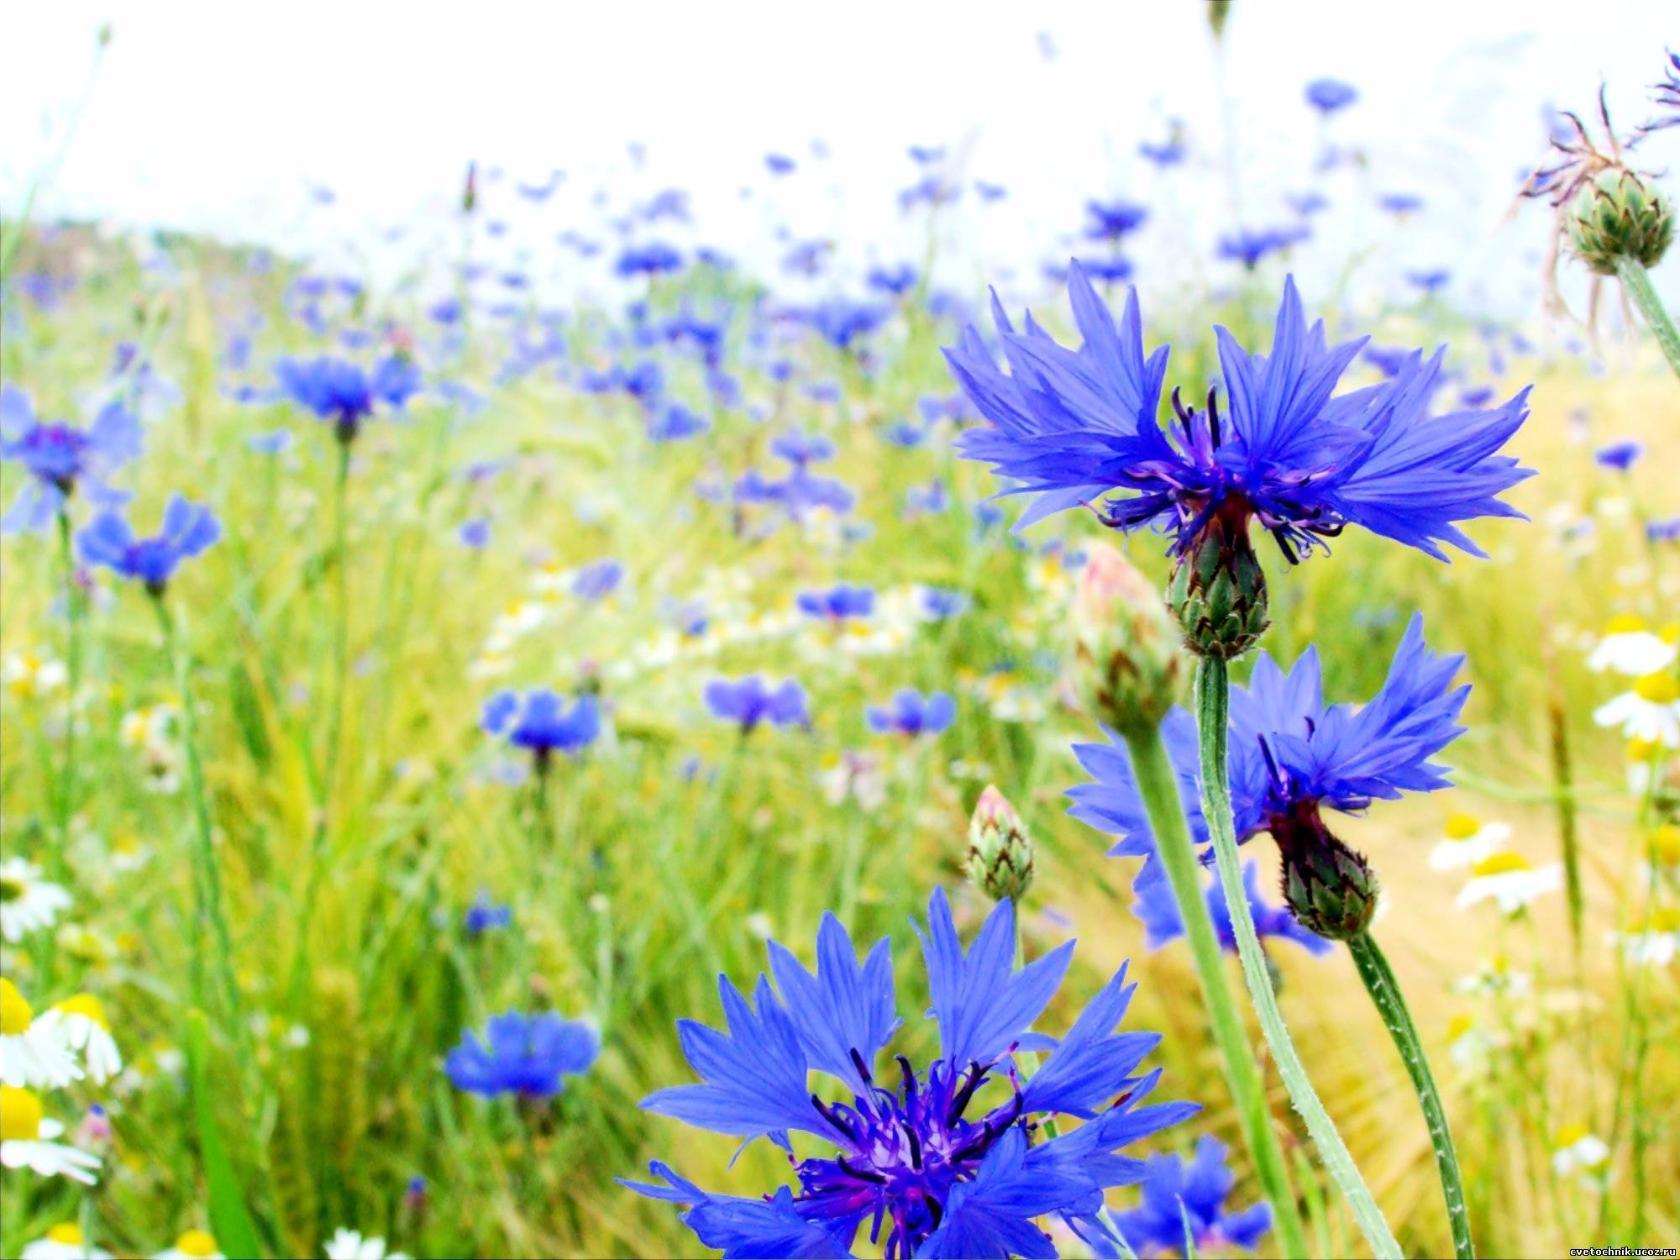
[626,890,1197,1259]
[1113,1136,1272,1256]
[1132,860,1331,959]
[1,385,141,533]
[444,1012,599,1098]
[77,495,221,593]
[1069,614,1466,883]
[944,267,1532,562]
[866,689,957,738]
[481,690,601,762]
[276,353,420,442]
[705,676,810,733]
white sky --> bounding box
[2,0,1676,314]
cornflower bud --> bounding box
[966,785,1034,903]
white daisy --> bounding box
[1593,672,1680,748]
[0,1087,101,1184]
[151,1230,223,1260]
[1428,813,1512,871]
[1586,616,1678,675]
[1456,852,1562,915]
[1452,956,1533,999]
[323,1228,411,1260]
[2,651,67,699]
[0,979,82,1089]
[22,1223,113,1260]
[1607,909,1680,967]
[51,995,122,1084]
[0,859,72,943]
[1551,1125,1611,1183]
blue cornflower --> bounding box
[1079,256,1135,284]
[868,264,919,297]
[975,180,1009,202]
[458,518,492,549]
[275,353,419,443]
[572,559,624,601]
[1594,440,1643,472]
[650,403,710,442]
[616,242,685,279]
[1,385,141,533]
[1406,269,1451,295]
[1138,124,1186,167]
[704,676,809,734]
[482,690,601,769]
[625,889,1198,1259]
[464,891,512,937]
[444,1012,598,1098]
[772,431,837,467]
[803,299,890,352]
[944,264,1532,563]
[867,689,956,738]
[920,587,970,620]
[1113,1136,1272,1256]
[765,153,798,176]
[1070,615,1465,935]
[1131,858,1330,957]
[77,496,220,595]
[1378,192,1424,215]
[1287,192,1329,217]
[1084,199,1149,242]
[1217,226,1308,269]
[798,584,875,623]
[1304,78,1359,114]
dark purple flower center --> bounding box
[16,424,90,489]
[790,1051,1024,1259]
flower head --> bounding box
[481,690,600,767]
[1,387,141,533]
[945,268,1532,566]
[798,584,876,622]
[276,354,419,443]
[0,1086,100,1183]
[1114,1135,1272,1256]
[705,676,810,734]
[1072,615,1466,938]
[76,496,220,595]
[1304,78,1359,115]
[867,689,956,738]
[443,1012,599,1098]
[0,859,72,943]
[626,889,1196,1258]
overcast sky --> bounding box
[2,1,1675,314]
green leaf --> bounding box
[184,1009,265,1259]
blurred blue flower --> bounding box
[444,1012,598,1098]
[764,153,797,175]
[625,888,1196,1259]
[704,676,809,733]
[1114,1136,1272,1255]
[797,584,875,621]
[920,586,970,620]
[771,431,837,467]
[1,385,141,533]
[482,690,601,765]
[1406,269,1451,295]
[77,495,220,594]
[572,559,624,601]
[1377,192,1424,215]
[248,429,292,456]
[1132,858,1330,957]
[1217,226,1308,269]
[458,518,492,549]
[649,403,709,442]
[1594,440,1643,472]
[275,354,419,443]
[945,265,1532,562]
[464,892,512,937]
[867,263,919,297]
[866,689,956,738]
[615,243,684,279]
[1305,78,1359,114]
[1085,199,1149,242]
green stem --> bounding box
[1348,932,1474,1259]
[1121,727,1310,1259]
[323,439,352,797]
[1194,655,1401,1260]
[1616,255,1680,382]
[51,508,82,883]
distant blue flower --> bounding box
[1,385,141,533]
[77,495,220,594]
[616,243,684,279]
[798,584,875,621]
[458,518,492,549]
[975,180,1009,202]
[908,144,946,165]
[1131,858,1330,957]
[1071,614,1465,873]
[1287,192,1329,217]
[867,689,956,738]
[944,265,1532,562]
[1305,78,1359,114]
[1406,270,1451,295]
[1594,440,1643,472]
[704,676,809,733]
[765,153,798,176]
[772,431,837,467]
[444,1012,598,1098]
[464,892,512,936]
[572,559,624,601]
[649,403,709,442]
[920,586,970,620]
[1139,126,1186,167]
[482,690,601,766]
[248,429,292,456]
[1363,345,1413,377]
[1085,199,1149,242]
[1078,256,1135,284]
[1114,1136,1272,1256]
[868,263,919,297]
[1377,192,1424,215]
[275,354,419,443]
[625,889,1197,1259]
[1217,226,1308,269]
[1648,515,1680,543]
[803,298,890,351]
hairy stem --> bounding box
[1616,255,1680,382]
[1348,932,1475,1259]
[1194,654,1401,1259]
[1122,727,1309,1259]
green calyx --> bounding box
[1568,169,1673,275]
[1168,509,1269,660]
[1275,805,1380,941]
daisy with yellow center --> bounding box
[1428,811,1512,871]
[21,1223,114,1260]
[1608,906,1680,967]
[0,978,81,1090]
[1648,823,1680,872]
[152,1229,223,1260]
[1455,851,1564,915]
[1,651,68,699]
[1593,670,1680,748]
[0,1085,100,1183]
[52,994,122,1084]
[0,858,72,944]
[324,1228,412,1260]
[1551,1124,1612,1182]
[1586,615,1679,676]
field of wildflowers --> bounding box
[2,11,1678,1260]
